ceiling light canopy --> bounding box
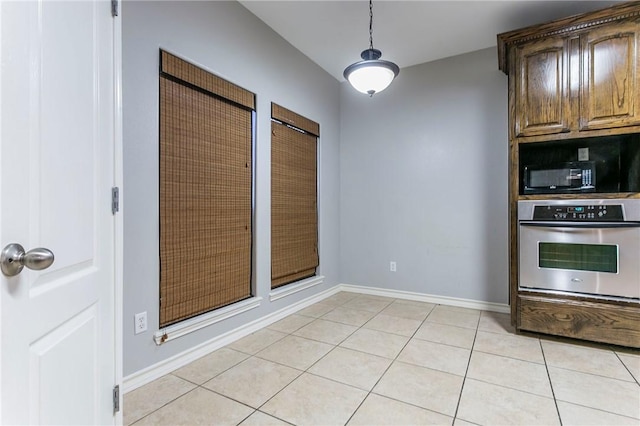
[343,0,399,97]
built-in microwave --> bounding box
[523,161,596,194]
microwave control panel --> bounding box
[532,204,624,221]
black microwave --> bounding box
[523,161,596,194]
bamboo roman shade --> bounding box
[271,104,319,288]
[159,50,254,327]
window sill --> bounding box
[153,296,262,345]
[269,275,324,302]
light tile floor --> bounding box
[124,292,640,425]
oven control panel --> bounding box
[532,204,624,221]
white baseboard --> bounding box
[123,285,341,394]
[337,283,510,314]
[124,283,509,393]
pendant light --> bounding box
[343,0,400,96]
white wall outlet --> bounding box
[578,147,589,161]
[134,312,148,334]
[390,261,397,272]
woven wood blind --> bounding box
[272,103,319,136]
[271,106,319,288]
[159,53,253,327]
[161,50,255,110]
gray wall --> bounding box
[339,48,509,304]
[123,1,341,376]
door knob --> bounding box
[1,243,54,277]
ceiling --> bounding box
[239,1,623,81]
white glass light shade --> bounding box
[346,64,397,95]
[343,49,399,96]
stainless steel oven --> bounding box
[518,199,640,300]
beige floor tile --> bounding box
[321,292,358,307]
[453,419,478,426]
[354,294,396,302]
[340,328,409,359]
[239,411,291,426]
[347,393,452,426]
[392,298,436,308]
[542,340,634,381]
[618,352,640,382]
[261,373,367,426]
[457,379,559,425]
[397,339,470,376]
[296,302,335,318]
[467,351,552,397]
[293,318,358,345]
[134,388,253,426]
[308,346,392,391]
[426,307,480,329]
[414,322,476,349]
[342,296,393,313]
[557,401,640,426]
[203,357,301,408]
[473,330,544,364]
[379,301,434,321]
[124,374,196,425]
[432,305,481,317]
[256,335,333,370]
[321,306,377,327]
[549,366,640,419]
[373,361,464,417]
[363,313,422,336]
[477,311,514,334]
[171,348,249,385]
[267,314,315,334]
[228,329,287,355]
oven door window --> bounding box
[538,242,618,273]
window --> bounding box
[271,103,320,288]
[539,242,618,273]
[159,50,255,327]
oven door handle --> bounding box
[519,221,640,228]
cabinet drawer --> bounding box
[518,295,640,348]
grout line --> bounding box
[451,318,480,422]
[128,386,202,426]
[247,294,379,422]
[614,352,640,386]
[342,304,438,425]
[540,339,563,426]
[470,347,545,365]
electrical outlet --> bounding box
[390,261,397,272]
[578,147,589,161]
[134,312,147,334]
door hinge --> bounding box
[113,385,120,414]
[111,0,119,17]
[112,187,120,214]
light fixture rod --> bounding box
[369,0,374,50]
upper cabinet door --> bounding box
[580,21,640,130]
[514,37,570,137]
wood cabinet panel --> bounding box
[519,295,640,348]
[581,21,640,130]
[499,3,640,347]
[514,38,570,137]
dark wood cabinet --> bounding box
[507,16,640,140]
[498,1,640,349]
[514,37,570,137]
[580,21,640,131]
[518,295,640,348]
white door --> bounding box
[0,1,119,424]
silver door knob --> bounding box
[1,243,54,277]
